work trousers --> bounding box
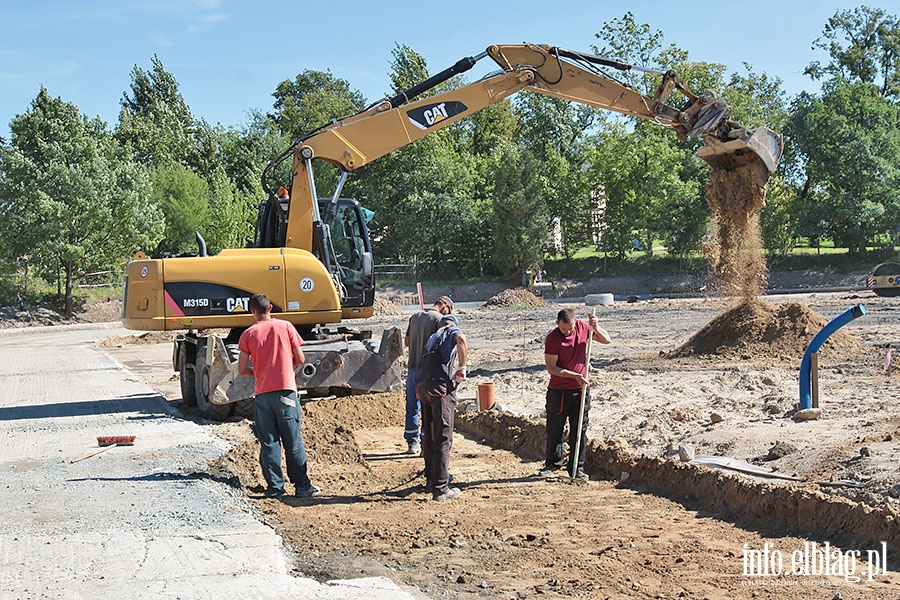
[420,385,456,495]
[253,390,312,497]
[404,367,421,443]
[545,387,591,475]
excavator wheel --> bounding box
[176,341,197,406]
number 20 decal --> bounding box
[300,278,315,292]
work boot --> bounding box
[294,484,321,498]
[407,440,421,455]
[424,474,452,493]
[433,487,462,501]
[572,470,589,481]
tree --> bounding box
[487,142,550,278]
[806,6,900,99]
[350,44,482,276]
[588,122,704,262]
[388,43,430,94]
[759,176,799,258]
[790,80,900,253]
[216,110,288,193]
[592,11,671,95]
[205,169,256,254]
[0,89,163,315]
[150,165,210,256]
[116,55,199,168]
[270,70,365,140]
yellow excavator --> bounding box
[122,43,783,419]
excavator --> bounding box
[122,43,783,419]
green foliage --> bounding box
[150,165,210,256]
[116,55,199,168]
[388,43,430,94]
[270,70,365,140]
[0,88,163,316]
[206,171,255,253]
[806,6,900,98]
[487,142,550,278]
[790,80,900,254]
[592,11,670,95]
[759,176,800,257]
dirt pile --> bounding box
[482,288,545,309]
[99,331,174,347]
[667,299,869,362]
[214,393,406,494]
[302,393,404,469]
[704,159,771,298]
[372,296,404,316]
[0,306,66,328]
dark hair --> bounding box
[556,308,575,323]
[249,293,272,313]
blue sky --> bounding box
[0,1,878,135]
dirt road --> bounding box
[99,289,900,599]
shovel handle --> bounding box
[70,444,116,464]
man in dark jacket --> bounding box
[403,295,453,455]
[418,314,467,501]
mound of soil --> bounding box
[301,393,405,469]
[372,296,404,316]
[100,331,174,347]
[214,393,406,493]
[667,299,869,362]
[482,288,545,309]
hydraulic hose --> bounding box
[799,304,865,410]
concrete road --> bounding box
[0,324,417,599]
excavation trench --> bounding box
[215,388,899,599]
[456,409,900,556]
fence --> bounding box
[77,270,123,288]
[374,263,417,279]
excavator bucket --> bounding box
[697,124,784,213]
[697,125,783,176]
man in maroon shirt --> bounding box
[541,308,611,479]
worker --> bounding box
[403,295,454,455]
[417,313,468,501]
[540,308,611,479]
[237,293,319,500]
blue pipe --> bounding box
[799,304,866,410]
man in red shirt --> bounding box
[237,293,319,500]
[541,308,611,479]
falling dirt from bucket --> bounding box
[703,158,771,299]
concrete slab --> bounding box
[0,324,418,599]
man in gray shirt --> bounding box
[403,295,453,454]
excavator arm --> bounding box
[277,43,783,253]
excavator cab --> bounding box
[254,184,376,311]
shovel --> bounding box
[571,309,595,480]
